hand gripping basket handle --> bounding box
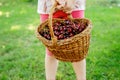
[48,0,72,46]
[48,1,58,46]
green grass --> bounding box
[0,0,120,80]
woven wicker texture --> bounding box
[36,18,92,62]
[36,1,92,62]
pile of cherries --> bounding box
[39,20,87,40]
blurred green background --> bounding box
[0,0,120,80]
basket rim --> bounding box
[36,18,92,46]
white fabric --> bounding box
[37,0,86,14]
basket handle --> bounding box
[48,0,72,46]
[48,0,58,46]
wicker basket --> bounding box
[36,2,92,62]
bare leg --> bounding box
[40,14,59,80]
[45,54,59,80]
[72,59,86,80]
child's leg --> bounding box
[45,53,58,80]
[40,14,59,80]
[71,10,86,80]
[72,59,86,80]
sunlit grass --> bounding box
[0,11,3,16]
[0,0,120,80]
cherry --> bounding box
[39,20,87,40]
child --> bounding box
[37,0,86,80]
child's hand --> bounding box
[51,0,66,9]
[51,0,75,13]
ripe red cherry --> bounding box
[40,20,87,40]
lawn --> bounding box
[0,0,120,80]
